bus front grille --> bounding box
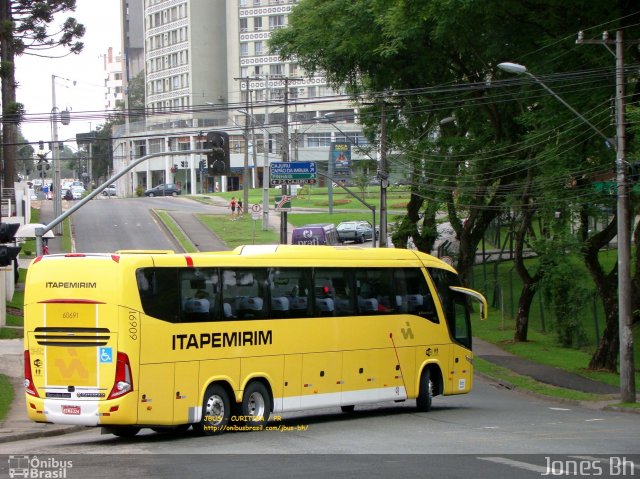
[34,327,111,347]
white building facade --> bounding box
[104,47,124,111]
[112,0,371,198]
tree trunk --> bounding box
[588,301,619,371]
[514,281,536,341]
[0,0,17,187]
[513,170,539,342]
[583,216,619,372]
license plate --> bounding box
[61,405,81,415]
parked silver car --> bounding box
[336,221,378,243]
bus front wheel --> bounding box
[242,381,271,428]
[195,384,231,435]
[416,368,433,412]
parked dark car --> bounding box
[144,183,181,197]
[336,221,378,243]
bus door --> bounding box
[444,293,474,394]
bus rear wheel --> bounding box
[416,368,433,412]
[242,381,271,428]
[194,384,231,436]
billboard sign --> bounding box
[331,142,351,179]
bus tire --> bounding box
[195,384,231,436]
[241,381,271,428]
[341,405,355,413]
[108,426,141,438]
[416,368,433,412]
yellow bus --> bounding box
[23,245,487,437]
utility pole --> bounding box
[577,29,636,403]
[280,77,291,244]
[262,74,270,231]
[51,76,63,235]
[378,101,389,247]
[234,77,251,215]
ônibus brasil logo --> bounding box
[7,455,73,478]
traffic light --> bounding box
[0,223,21,267]
[205,131,230,176]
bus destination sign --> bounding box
[270,161,317,185]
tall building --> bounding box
[103,47,124,111]
[113,0,370,197]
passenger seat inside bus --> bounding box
[271,296,290,318]
[358,297,378,313]
[315,298,335,313]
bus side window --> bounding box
[313,269,354,316]
[355,268,395,314]
[180,268,219,322]
[137,268,180,323]
[394,268,438,323]
[222,268,268,320]
[270,267,312,318]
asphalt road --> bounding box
[0,377,638,477]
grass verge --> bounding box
[197,214,279,249]
[474,357,600,402]
[155,210,198,253]
[0,374,13,423]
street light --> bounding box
[498,60,634,402]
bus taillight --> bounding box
[24,351,39,398]
[108,352,134,399]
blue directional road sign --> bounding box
[270,161,317,185]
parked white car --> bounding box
[102,184,117,196]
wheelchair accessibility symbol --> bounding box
[99,347,113,363]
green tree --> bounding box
[270,0,640,371]
[0,0,84,188]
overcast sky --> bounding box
[15,0,122,148]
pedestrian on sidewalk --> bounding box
[237,199,243,215]
[229,196,237,216]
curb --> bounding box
[0,425,86,444]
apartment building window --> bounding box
[254,41,263,55]
[269,15,285,29]
[307,133,332,148]
[254,17,262,31]
[240,43,249,57]
[173,76,180,89]
[239,0,247,6]
[241,67,249,77]
[270,63,284,76]
[240,18,248,32]
[253,66,261,76]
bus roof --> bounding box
[31,246,457,273]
